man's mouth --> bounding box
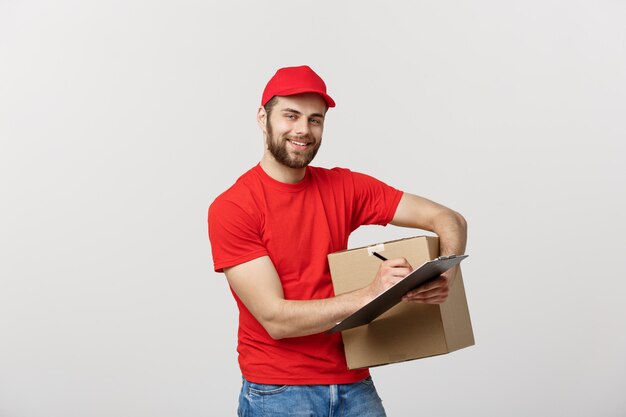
[286,138,312,149]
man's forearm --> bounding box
[263,257,412,339]
[226,255,412,340]
[266,287,371,339]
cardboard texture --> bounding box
[328,236,474,369]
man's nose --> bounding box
[294,118,310,136]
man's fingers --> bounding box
[412,275,447,293]
[390,267,412,278]
[402,288,449,303]
[382,268,411,288]
[403,294,447,304]
[401,275,450,303]
[370,257,415,299]
[380,258,412,280]
[382,257,412,269]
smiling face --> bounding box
[262,93,327,169]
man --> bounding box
[208,65,467,417]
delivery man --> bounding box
[208,65,467,416]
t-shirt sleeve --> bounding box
[348,171,404,231]
[208,198,268,273]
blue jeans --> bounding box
[238,376,387,417]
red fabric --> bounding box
[261,65,336,108]
[208,164,403,385]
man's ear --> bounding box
[257,106,267,134]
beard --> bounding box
[266,121,321,169]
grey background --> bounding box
[1,1,625,416]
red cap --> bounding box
[261,65,336,108]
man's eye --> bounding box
[310,119,322,125]
[286,114,296,120]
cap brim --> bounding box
[266,87,335,108]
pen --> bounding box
[372,252,387,261]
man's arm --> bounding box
[390,192,468,304]
[224,255,412,340]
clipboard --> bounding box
[327,254,468,333]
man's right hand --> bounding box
[367,257,413,300]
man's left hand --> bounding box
[400,266,458,304]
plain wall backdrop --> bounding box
[1,1,625,416]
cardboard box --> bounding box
[328,236,474,369]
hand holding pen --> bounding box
[371,252,453,304]
[367,252,412,300]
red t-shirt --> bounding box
[208,164,403,385]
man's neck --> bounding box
[260,154,307,184]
